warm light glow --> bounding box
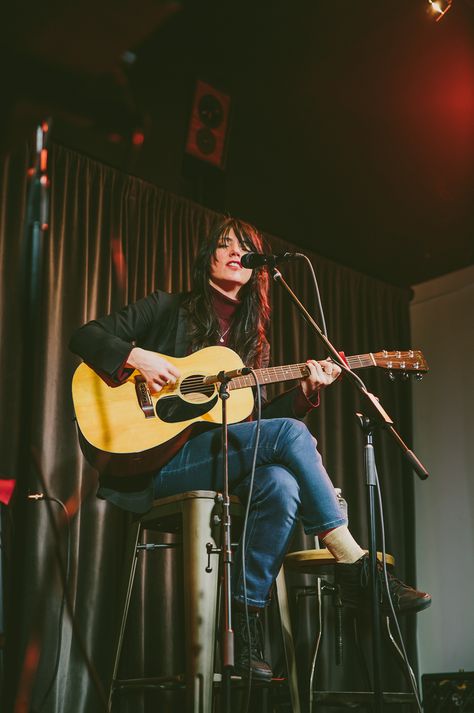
[132,130,145,146]
[0,478,15,505]
[428,0,453,21]
[111,236,127,293]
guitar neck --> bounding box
[228,353,374,391]
[229,363,309,390]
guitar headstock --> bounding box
[372,350,428,380]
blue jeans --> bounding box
[153,418,346,607]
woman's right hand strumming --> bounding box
[126,347,180,392]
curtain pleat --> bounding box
[1,143,416,712]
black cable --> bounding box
[295,252,328,338]
[29,448,109,711]
[374,466,423,713]
[294,251,366,385]
[280,252,369,390]
[239,369,262,713]
[27,494,71,712]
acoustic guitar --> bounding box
[71,345,428,477]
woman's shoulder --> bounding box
[138,288,188,308]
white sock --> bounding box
[322,525,365,564]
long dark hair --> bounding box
[183,217,270,368]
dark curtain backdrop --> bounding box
[1,143,417,712]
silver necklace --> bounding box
[218,326,231,343]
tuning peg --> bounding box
[388,371,396,381]
[401,372,410,381]
[415,373,424,381]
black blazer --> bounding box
[70,290,310,512]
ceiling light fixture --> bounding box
[428,0,453,21]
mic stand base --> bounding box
[358,413,384,712]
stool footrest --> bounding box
[113,674,185,690]
[112,673,289,693]
[213,675,289,691]
[314,690,416,706]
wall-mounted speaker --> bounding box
[422,671,474,712]
[185,80,231,169]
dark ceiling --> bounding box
[6,0,474,287]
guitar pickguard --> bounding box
[156,393,219,423]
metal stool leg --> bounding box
[182,495,220,713]
[108,519,141,712]
[308,577,323,713]
[276,568,301,713]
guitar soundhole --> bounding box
[155,374,218,423]
[180,374,215,404]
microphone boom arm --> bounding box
[270,267,428,480]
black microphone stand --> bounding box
[204,364,253,710]
[4,122,51,710]
[270,266,428,712]
[216,372,234,713]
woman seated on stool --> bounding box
[70,216,431,681]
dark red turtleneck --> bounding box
[210,285,240,346]
[210,285,318,416]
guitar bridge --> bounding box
[134,376,155,419]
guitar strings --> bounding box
[177,367,307,387]
[167,353,419,395]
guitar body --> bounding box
[72,343,427,477]
[72,346,254,476]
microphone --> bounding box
[203,367,252,385]
[241,251,300,269]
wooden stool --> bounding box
[284,548,417,711]
[108,490,301,713]
[286,548,395,574]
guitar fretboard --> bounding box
[228,353,376,390]
[229,363,310,390]
[346,353,375,369]
[221,349,424,391]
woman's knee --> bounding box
[254,465,300,511]
[271,417,316,453]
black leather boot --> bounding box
[233,609,273,680]
[335,554,432,614]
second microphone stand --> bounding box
[270,265,428,712]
